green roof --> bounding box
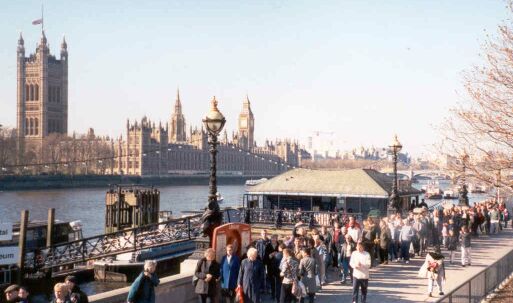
[246,168,421,198]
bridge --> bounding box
[395,169,453,180]
[22,208,355,273]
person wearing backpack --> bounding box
[127,260,160,303]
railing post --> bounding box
[17,210,29,284]
[468,280,471,303]
[187,218,192,239]
[133,228,137,252]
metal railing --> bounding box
[240,208,363,227]
[23,214,202,270]
[436,248,513,303]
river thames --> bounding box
[0,184,246,237]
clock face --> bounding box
[240,118,248,128]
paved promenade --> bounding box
[313,228,513,303]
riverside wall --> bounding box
[0,174,273,191]
[89,271,197,303]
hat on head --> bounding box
[64,275,77,284]
[4,284,20,294]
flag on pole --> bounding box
[32,18,43,25]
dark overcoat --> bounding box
[237,258,265,303]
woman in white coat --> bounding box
[418,250,445,297]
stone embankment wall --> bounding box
[0,174,272,190]
[89,271,196,303]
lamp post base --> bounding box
[387,206,398,218]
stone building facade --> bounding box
[16,31,68,154]
[114,95,305,176]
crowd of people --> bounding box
[4,199,510,303]
[2,275,88,303]
[193,198,511,303]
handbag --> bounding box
[235,286,244,303]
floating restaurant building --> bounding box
[245,168,422,216]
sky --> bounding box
[0,0,510,157]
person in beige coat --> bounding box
[418,251,445,297]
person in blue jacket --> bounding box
[127,260,160,303]
[220,244,241,303]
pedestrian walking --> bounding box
[4,284,20,303]
[18,286,29,303]
[194,249,220,303]
[127,260,160,303]
[350,242,371,303]
[418,250,445,297]
[64,276,88,303]
[399,219,415,263]
[238,247,265,303]
[340,234,356,284]
[446,229,458,264]
[50,283,71,303]
[279,248,299,303]
[298,248,318,303]
[460,226,472,267]
[220,244,241,303]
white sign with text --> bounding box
[0,246,19,265]
[0,223,13,241]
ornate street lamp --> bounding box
[458,152,469,207]
[388,135,402,215]
[200,96,226,244]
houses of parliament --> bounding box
[16,32,306,176]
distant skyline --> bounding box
[0,1,509,157]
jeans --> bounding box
[352,278,368,303]
[388,242,398,260]
[341,256,352,281]
[400,241,411,261]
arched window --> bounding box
[29,85,34,101]
[34,84,39,101]
[34,118,39,135]
[57,87,61,103]
[29,118,33,135]
[25,118,29,136]
[25,85,30,101]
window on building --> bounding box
[29,118,33,135]
[34,118,39,135]
[57,87,61,103]
[25,118,29,136]
[29,85,34,101]
[34,84,39,101]
[25,85,30,101]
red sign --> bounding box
[212,223,251,262]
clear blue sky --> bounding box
[0,0,509,157]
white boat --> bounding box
[443,189,459,199]
[216,192,224,203]
[245,178,268,186]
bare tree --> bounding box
[440,2,513,192]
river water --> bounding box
[0,185,246,237]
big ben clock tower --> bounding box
[238,95,255,150]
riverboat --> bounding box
[0,220,83,286]
[443,188,459,199]
[469,183,488,194]
[245,178,268,186]
[424,181,443,200]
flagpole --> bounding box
[41,1,44,32]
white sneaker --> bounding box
[405,260,409,264]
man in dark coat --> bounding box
[127,261,160,303]
[238,247,265,303]
[64,276,89,303]
[220,244,241,303]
